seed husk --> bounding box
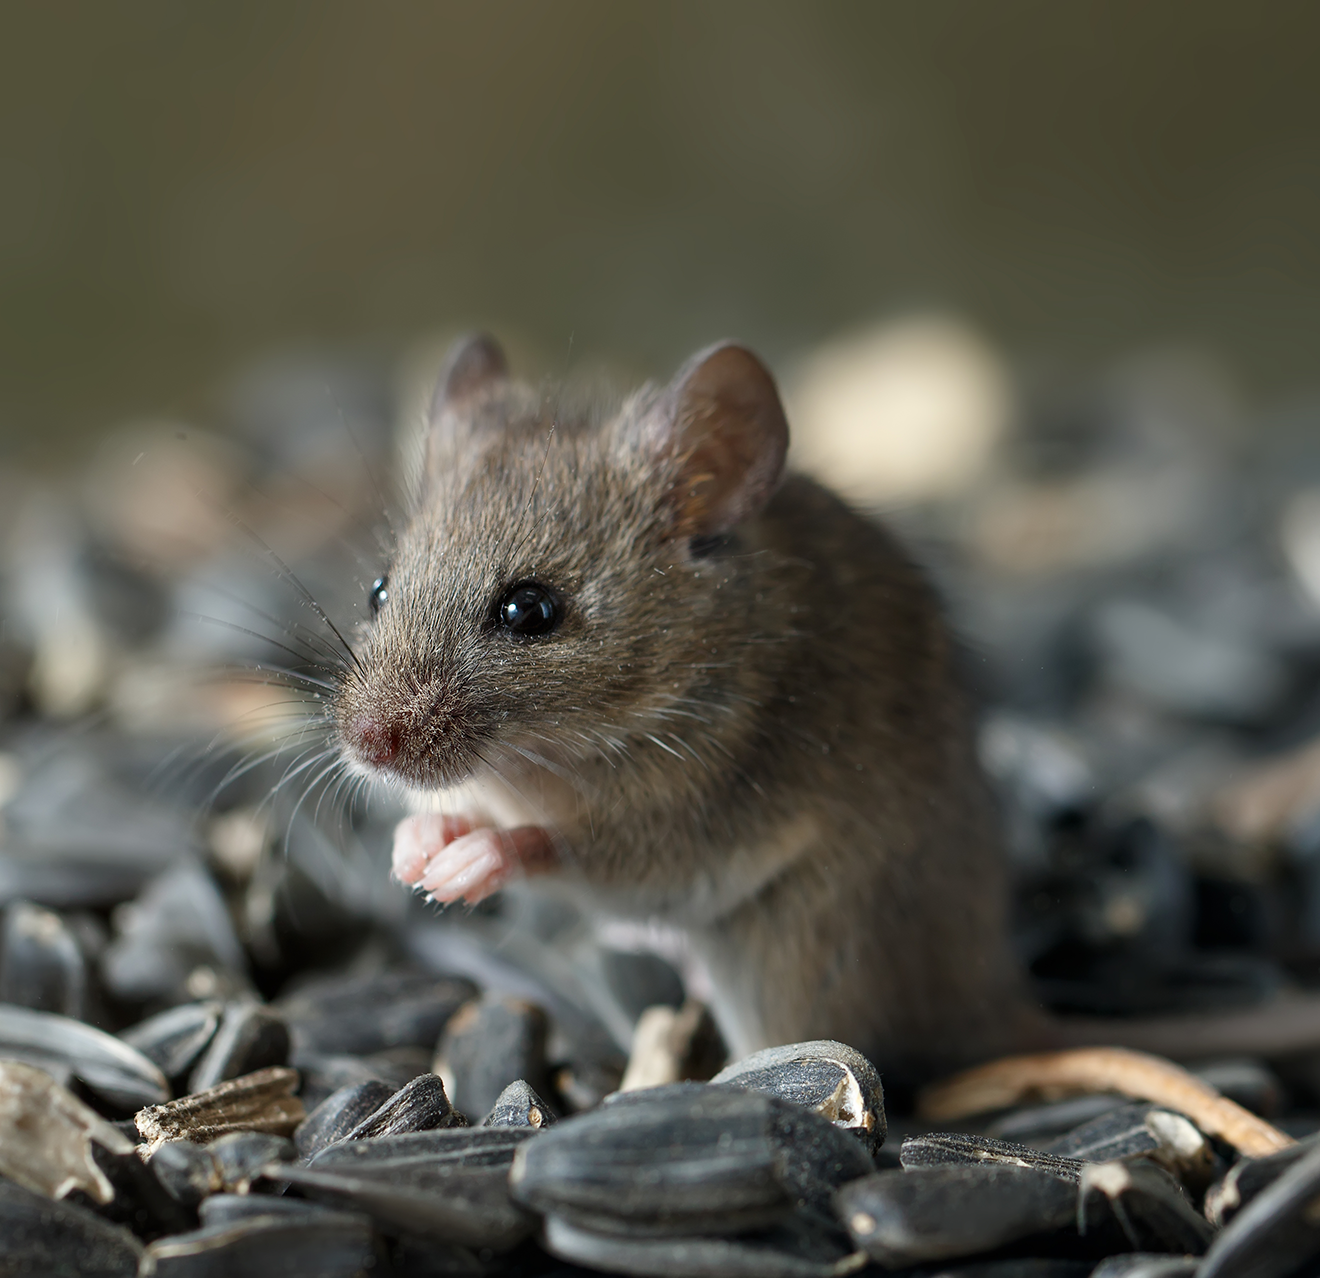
[135,1065,303,1152]
[0,1059,135,1204]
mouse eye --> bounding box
[498,581,559,638]
[369,576,390,614]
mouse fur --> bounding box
[332,334,1044,1085]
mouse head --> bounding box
[334,334,790,795]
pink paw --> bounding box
[391,814,477,885]
[391,815,557,906]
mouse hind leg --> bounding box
[688,838,1028,1084]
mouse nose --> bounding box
[347,711,403,768]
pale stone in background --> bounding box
[784,316,1011,505]
[1280,487,1320,610]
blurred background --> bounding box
[9,0,1320,1083]
[4,0,1320,465]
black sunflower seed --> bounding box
[294,1079,396,1158]
[1198,1138,1320,1278]
[141,1212,378,1278]
[712,1040,886,1157]
[0,1176,144,1278]
[186,1003,290,1093]
[511,1083,873,1235]
[836,1164,1077,1267]
[119,1002,222,1086]
[481,1078,557,1129]
[0,1002,168,1111]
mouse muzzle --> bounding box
[335,668,481,790]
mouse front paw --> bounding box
[391,815,556,906]
[391,813,479,885]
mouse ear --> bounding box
[644,343,790,538]
[428,333,508,418]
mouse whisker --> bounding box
[481,736,590,864]
[216,740,309,793]
[200,702,335,781]
[277,754,350,853]
[662,731,710,770]
[561,726,622,769]
[265,744,343,804]
[221,505,365,676]
[195,739,327,827]
[177,612,343,681]
[472,741,592,848]
[587,726,632,764]
[470,743,541,816]
[311,757,355,828]
[230,665,341,695]
[186,580,354,673]
[639,732,688,764]
[647,704,715,728]
[502,739,592,792]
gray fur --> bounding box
[334,339,1034,1084]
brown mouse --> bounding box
[332,334,1320,1085]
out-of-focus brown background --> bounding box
[3,0,1320,465]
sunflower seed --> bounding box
[278,970,475,1059]
[207,1131,296,1192]
[186,1003,290,1093]
[1090,1255,1202,1277]
[984,1094,1129,1143]
[339,1072,465,1143]
[1078,1161,1212,1255]
[100,859,248,1005]
[0,1001,169,1110]
[142,1212,378,1278]
[939,1264,1098,1277]
[135,1065,303,1150]
[0,1060,134,1203]
[0,748,194,910]
[1198,1138,1320,1277]
[1045,1103,1215,1186]
[1204,1133,1320,1229]
[119,1002,222,1085]
[295,1080,396,1158]
[197,1193,369,1227]
[308,1124,535,1171]
[434,994,551,1123]
[712,1040,886,1157]
[148,1140,223,1207]
[511,1083,873,1234]
[86,1136,196,1238]
[541,1209,866,1278]
[836,1164,1076,1266]
[0,1176,143,1278]
[481,1078,557,1129]
[270,1130,535,1250]
[0,900,88,1019]
[899,1131,1083,1182]
[293,1054,399,1111]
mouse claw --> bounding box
[416,825,559,907]
[392,813,479,885]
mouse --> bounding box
[331,333,1320,1087]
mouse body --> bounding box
[334,335,1039,1083]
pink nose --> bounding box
[347,713,403,768]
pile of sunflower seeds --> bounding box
[5,346,1320,1273]
[2,996,1318,1275]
